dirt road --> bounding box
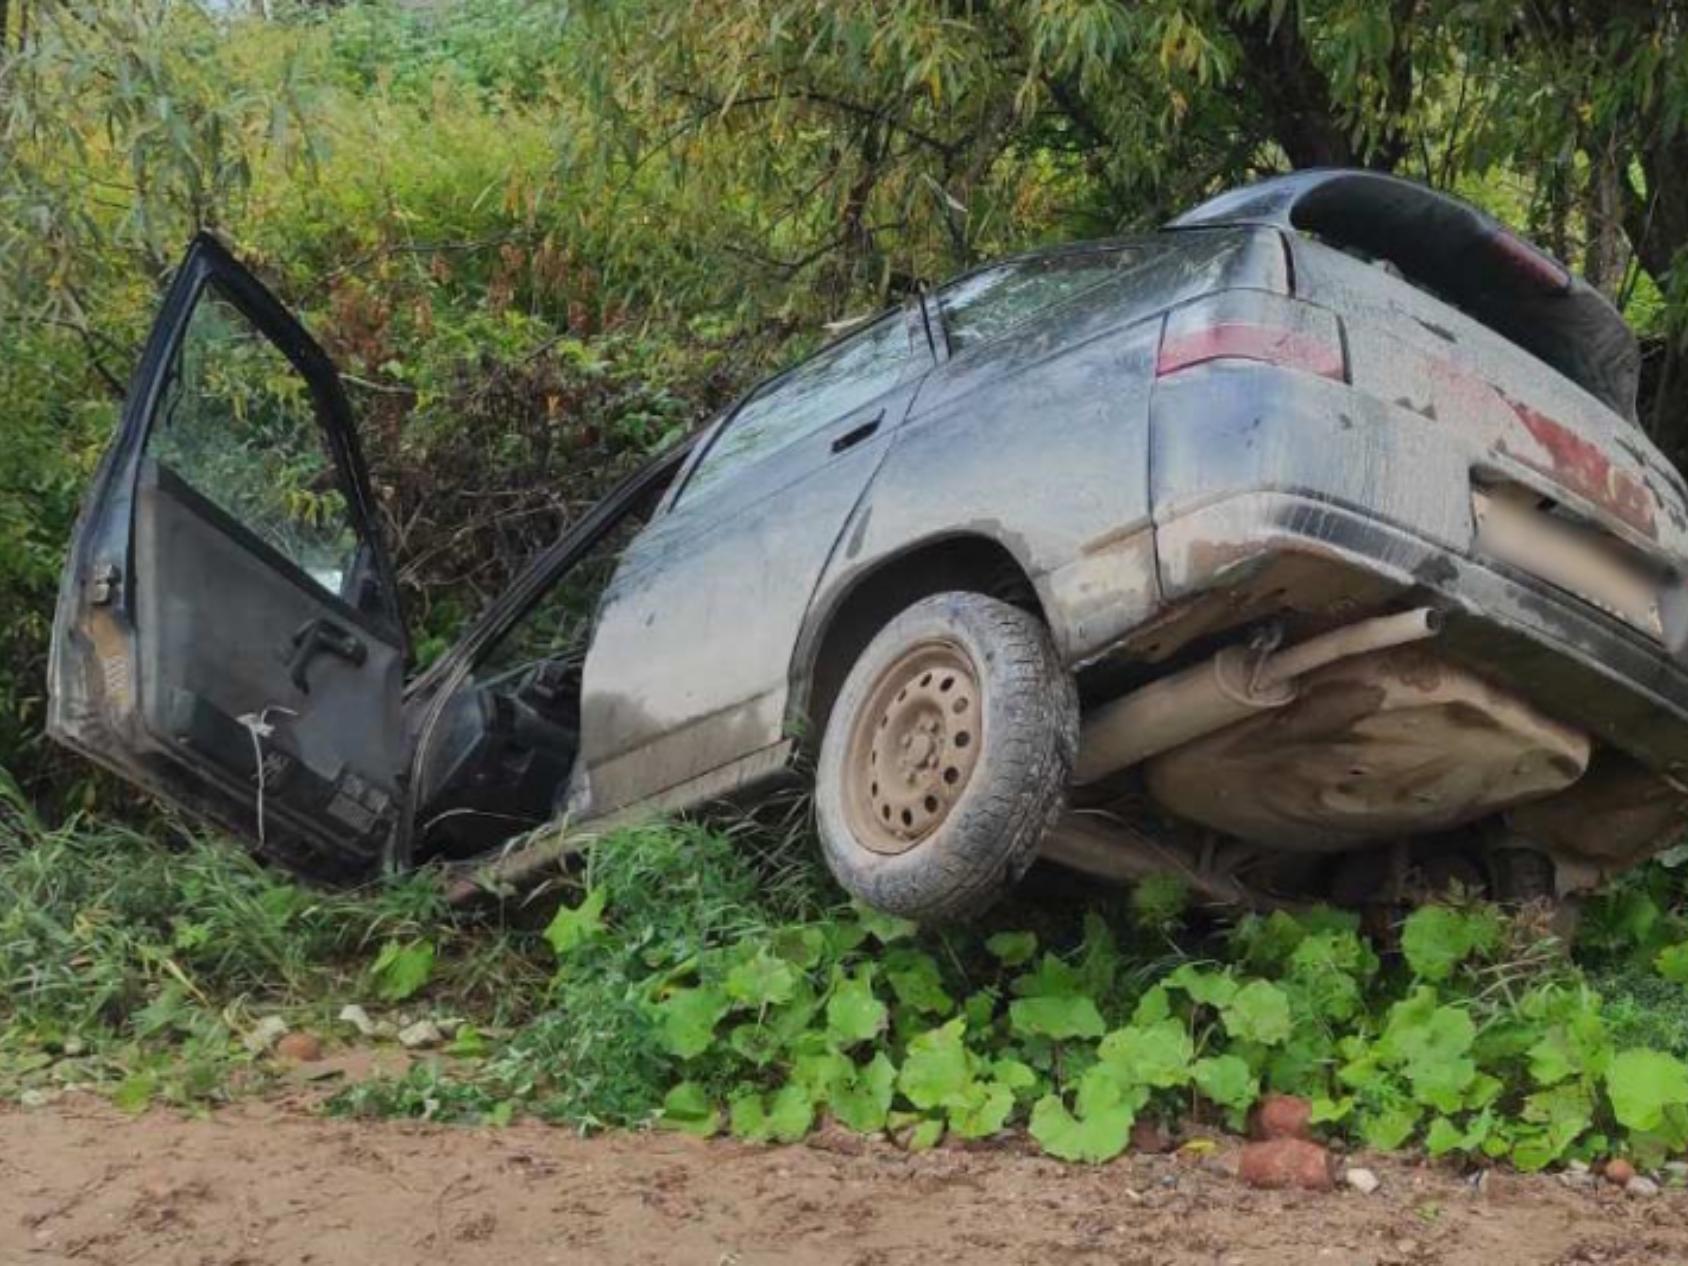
[4,1096,1686,1266]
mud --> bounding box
[7,1096,1688,1265]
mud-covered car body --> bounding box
[49,170,1688,907]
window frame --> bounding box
[144,279,371,606]
[117,238,406,650]
[666,302,929,510]
[925,242,1142,361]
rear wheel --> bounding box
[814,592,1078,921]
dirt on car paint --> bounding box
[6,1095,1688,1266]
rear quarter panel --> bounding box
[798,228,1288,678]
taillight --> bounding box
[1156,292,1347,382]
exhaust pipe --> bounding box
[1073,607,1443,784]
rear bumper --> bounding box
[1149,364,1688,773]
[1156,490,1688,772]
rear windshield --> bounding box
[938,249,1135,352]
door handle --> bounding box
[286,616,367,694]
[831,411,884,454]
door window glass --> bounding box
[938,249,1135,352]
[679,311,916,503]
[146,284,362,596]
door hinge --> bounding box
[89,562,122,606]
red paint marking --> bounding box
[1156,323,1346,382]
[1504,396,1656,538]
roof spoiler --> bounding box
[1169,170,1641,423]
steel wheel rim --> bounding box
[842,639,984,856]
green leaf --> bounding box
[1131,986,1172,1025]
[444,1025,489,1058]
[724,950,798,1009]
[731,1083,811,1142]
[1606,1049,1688,1133]
[765,1082,815,1142]
[1192,1054,1257,1114]
[949,1079,1014,1139]
[1376,989,1478,1111]
[729,1090,769,1141]
[1358,1101,1420,1150]
[826,967,888,1046]
[543,888,606,957]
[1011,953,1082,999]
[111,1073,157,1115]
[1221,981,1292,1046]
[1656,942,1688,984]
[854,903,917,944]
[1426,1115,1473,1157]
[985,931,1038,966]
[899,1018,972,1110]
[1097,1020,1193,1089]
[906,1117,945,1151]
[885,949,954,1015]
[657,985,730,1059]
[1400,905,1498,982]
[1310,1095,1354,1124]
[991,1057,1038,1095]
[771,926,826,969]
[727,1021,783,1066]
[660,1082,719,1137]
[1028,1093,1134,1163]
[369,939,436,1003]
[1165,963,1238,1009]
[831,1052,897,1134]
[1009,994,1105,1041]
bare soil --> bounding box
[5,1095,1688,1266]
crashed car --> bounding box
[48,168,1688,920]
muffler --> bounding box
[1073,607,1443,784]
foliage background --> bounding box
[4,0,1688,810]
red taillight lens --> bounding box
[1156,293,1347,383]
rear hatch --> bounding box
[1174,170,1687,640]
[1290,233,1685,556]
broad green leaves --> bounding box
[1221,981,1292,1046]
[1008,994,1105,1041]
[1401,906,1499,982]
[1028,1092,1135,1163]
[1097,1020,1192,1089]
[658,986,731,1059]
[544,889,607,957]
[898,1019,970,1110]
[826,967,889,1046]
[548,879,1688,1170]
[1606,1050,1688,1134]
[369,940,436,1003]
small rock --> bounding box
[18,1088,59,1109]
[1238,1138,1335,1191]
[397,1019,443,1050]
[243,1015,289,1054]
[338,1004,378,1037]
[1663,1160,1688,1181]
[1130,1118,1175,1154]
[1626,1176,1661,1199]
[1604,1158,1637,1187]
[1249,1093,1313,1142]
[1344,1166,1381,1195]
[274,1031,323,1062]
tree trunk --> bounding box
[1226,6,1359,169]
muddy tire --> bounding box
[814,592,1078,921]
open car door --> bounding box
[48,235,408,882]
